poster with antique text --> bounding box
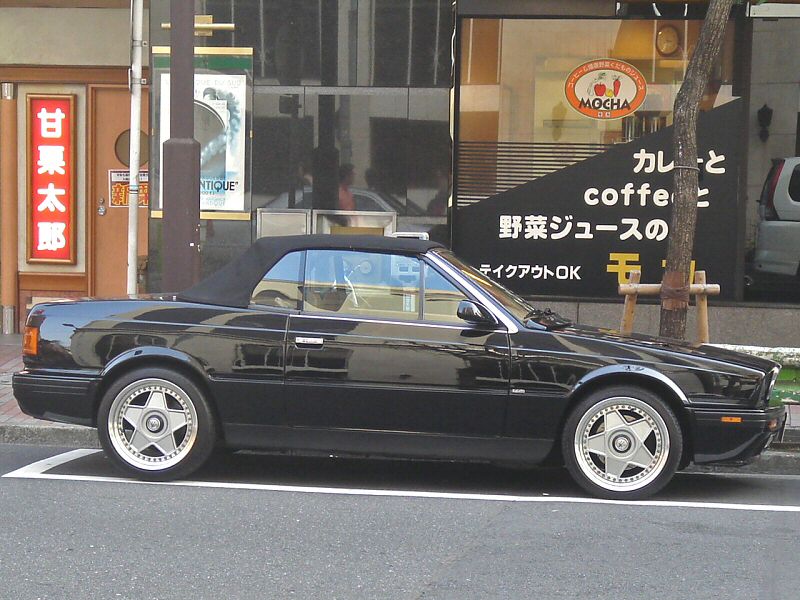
[159,73,247,212]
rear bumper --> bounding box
[12,370,100,427]
[689,405,786,465]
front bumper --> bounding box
[12,370,100,427]
[689,405,786,465]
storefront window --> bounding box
[251,85,449,243]
[147,0,454,291]
[196,0,452,87]
[455,17,742,301]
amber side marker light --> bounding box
[23,326,39,356]
[721,416,742,423]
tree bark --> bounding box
[659,0,735,340]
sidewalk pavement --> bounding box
[0,334,798,473]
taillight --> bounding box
[764,161,783,221]
[23,326,39,356]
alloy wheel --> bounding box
[107,378,198,471]
[573,396,671,493]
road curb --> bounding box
[0,423,100,448]
[687,446,800,476]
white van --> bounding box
[754,157,800,278]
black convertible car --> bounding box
[14,235,785,499]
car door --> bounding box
[204,251,303,433]
[285,249,510,438]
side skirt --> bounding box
[222,424,553,465]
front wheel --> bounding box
[98,367,217,481]
[562,386,683,500]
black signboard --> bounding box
[454,99,742,300]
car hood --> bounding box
[531,323,778,375]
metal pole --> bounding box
[127,0,144,296]
[0,83,18,334]
[162,0,201,292]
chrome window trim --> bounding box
[426,252,519,334]
[291,311,506,333]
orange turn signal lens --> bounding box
[22,326,39,356]
[721,416,742,423]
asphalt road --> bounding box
[1,444,799,600]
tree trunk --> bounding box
[659,0,735,340]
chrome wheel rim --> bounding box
[107,378,198,471]
[574,397,670,492]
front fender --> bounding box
[570,364,690,406]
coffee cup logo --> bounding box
[565,59,647,120]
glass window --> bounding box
[303,250,421,320]
[789,166,800,203]
[423,264,468,323]
[191,1,453,88]
[456,18,738,210]
[438,250,535,323]
[251,251,304,309]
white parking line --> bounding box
[2,448,101,478]
[4,449,800,514]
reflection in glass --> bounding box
[251,87,451,242]
[424,264,468,323]
[303,250,421,319]
[251,250,304,309]
[200,0,452,88]
[456,18,737,208]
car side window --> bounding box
[789,165,800,203]
[250,251,304,310]
[423,264,469,323]
[303,249,421,320]
[353,194,381,211]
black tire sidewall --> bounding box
[562,385,683,500]
[97,367,216,481]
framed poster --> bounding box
[152,48,252,215]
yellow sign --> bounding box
[108,170,149,207]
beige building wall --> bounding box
[0,8,147,66]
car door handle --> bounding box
[295,336,324,348]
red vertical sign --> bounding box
[28,95,76,263]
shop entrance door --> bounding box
[89,85,149,297]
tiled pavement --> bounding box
[0,335,30,426]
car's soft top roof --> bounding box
[178,234,445,308]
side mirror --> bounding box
[457,300,496,325]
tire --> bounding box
[561,385,683,500]
[97,367,217,481]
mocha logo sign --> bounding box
[565,59,647,120]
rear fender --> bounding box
[100,347,209,383]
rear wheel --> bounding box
[98,367,216,481]
[562,386,682,500]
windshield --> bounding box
[435,250,572,328]
[435,249,536,321]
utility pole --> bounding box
[127,0,144,296]
[659,0,735,339]
[162,0,200,292]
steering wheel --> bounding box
[342,259,373,309]
[343,274,372,309]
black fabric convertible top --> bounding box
[177,234,444,308]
